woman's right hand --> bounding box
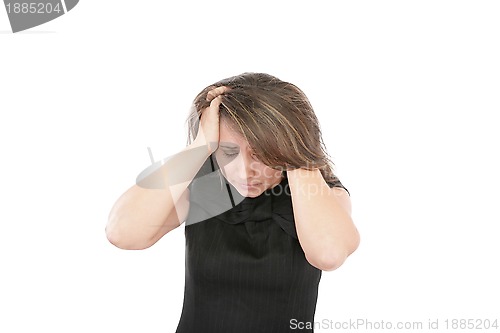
[195,86,230,154]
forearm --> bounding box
[106,139,211,249]
[287,168,359,271]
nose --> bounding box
[235,152,258,180]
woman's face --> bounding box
[215,120,283,198]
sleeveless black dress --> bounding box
[175,156,347,333]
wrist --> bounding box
[190,137,216,156]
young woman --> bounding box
[106,73,360,332]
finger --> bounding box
[208,95,223,109]
[206,86,231,101]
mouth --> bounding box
[239,183,261,189]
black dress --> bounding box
[175,156,347,333]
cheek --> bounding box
[215,154,239,174]
[260,166,282,181]
[223,162,238,175]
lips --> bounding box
[240,183,261,188]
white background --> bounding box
[1,1,499,332]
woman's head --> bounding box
[187,72,337,197]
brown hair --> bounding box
[186,72,339,184]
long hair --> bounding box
[186,72,339,184]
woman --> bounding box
[106,73,360,332]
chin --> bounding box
[235,188,262,198]
[230,182,264,198]
[245,191,263,198]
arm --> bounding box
[287,168,360,271]
[105,140,211,250]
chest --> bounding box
[184,219,318,292]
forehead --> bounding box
[219,120,250,148]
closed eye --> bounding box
[223,152,238,158]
